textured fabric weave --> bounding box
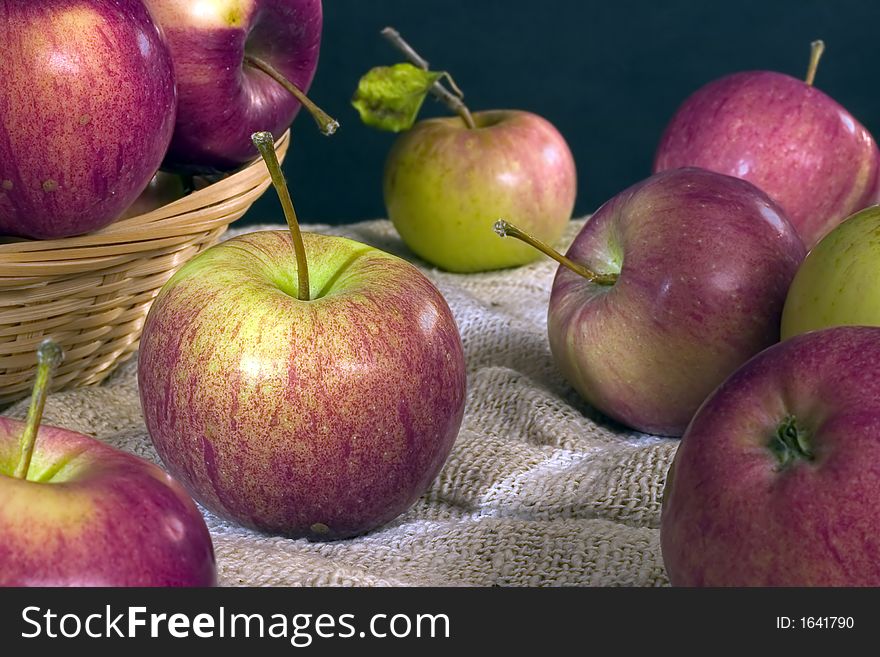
[6,218,676,587]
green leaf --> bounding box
[352,63,443,132]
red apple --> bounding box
[137,133,467,540]
[0,419,217,587]
[0,342,215,587]
[0,0,176,239]
[654,44,880,250]
[661,326,880,586]
[143,0,323,171]
[545,168,805,436]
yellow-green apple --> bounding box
[143,0,326,171]
[137,133,466,540]
[353,29,576,273]
[543,167,805,437]
[384,110,577,273]
[661,326,880,586]
[0,0,176,239]
[0,341,216,587]
[654,42,880,250]
[781,206,880,339]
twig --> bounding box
[381,27,476,129]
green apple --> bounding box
[781,205,880,339]
[352,31,577,273]
[384,110,577,272]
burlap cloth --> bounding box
[5,217,677,587]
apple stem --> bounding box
[244,54,339,136]
[13,340,64,480]
[494,220,618,285]
[805,39,825,87]
[252,131,311,302]
[381,26,477,130]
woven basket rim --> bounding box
[1,130,289,405]
[0,129,290,258]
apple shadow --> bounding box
[558,384,654,439]
[315,246,372,298]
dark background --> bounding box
[244,0,880,226]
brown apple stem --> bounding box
[494,220,618,286]
[13,340,64,480]
[381,26,477,129]
[805,39,825,86]
[252,131,311,301]
[244,54,339,136]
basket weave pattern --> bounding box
[0,131,290,406]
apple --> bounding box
[0,419,218,587]
[653,42,880,250]
[137,132,467,540]
[353,28,576,273]
[537,167,805,437]
[781,205,880,339]
[143,0,327,171]
[661,326,880,586]
[0,341,216,587]
[0,0,176,239]
[384,110,577,273]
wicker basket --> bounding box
[0,130,290,406]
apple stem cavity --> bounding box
[805,40,825,87]
[770,415,814,470]
[494,220,618,286]
[243,54,339,136]
[252,131,311,301]
[381,26,477,130]
[13,339,64,480]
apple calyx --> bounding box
[252,131,311,301]
[805,39,825,87]
[494,220,618,286]
[13,339,64,480]
[769,415,814,470]
[243,54,339,136]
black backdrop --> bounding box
[242,0,880,226]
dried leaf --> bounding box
[352,63,443,132]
